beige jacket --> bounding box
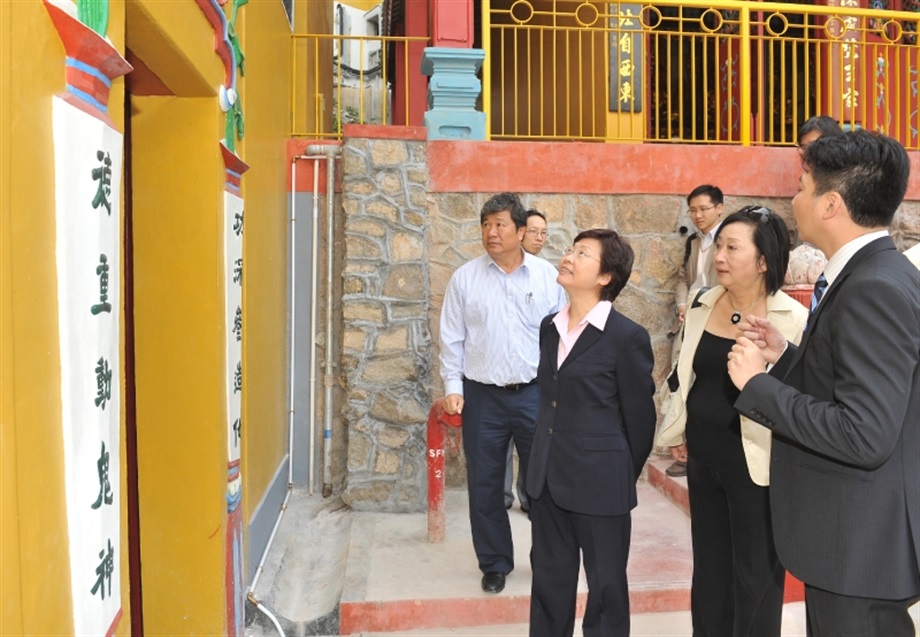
[656,286,808,486]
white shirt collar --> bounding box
[823,230,889,287]
[698,221,722,249]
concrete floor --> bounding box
[247,462,919,637]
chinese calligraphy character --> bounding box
[91,150,112,216]
[234,361,242,393]
[91,254,112,315]
[90,539,114,600]
[619,59,634,78]
[233,210,244,237]
[618,8,636,27]
[233,306,242,342]
[233,258,243,285]
[618,33,632,55]
[95,357,112,410]
[619,81,633,104]
[90,441,114,509]
[232,418,242,446]
[843,87,860,109]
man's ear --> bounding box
[822,191,844,220]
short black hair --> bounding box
[714,206,791,295]
[481,193,527,229]
[803,130,910,228]
[798,115,842,144]
[573,228,634,302]
[526,209,547,223]
[687,184,724,206]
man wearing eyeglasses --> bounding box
[667,184,724,477]
[521,209,548,256]
[440,193,567,594]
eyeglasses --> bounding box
[526,230,548,238]
[688,205,717,215]
[563,246,600,262]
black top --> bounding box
[686,330,746,474]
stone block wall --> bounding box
[340,136,432,512]
[336,132,920,511]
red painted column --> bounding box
[431,0,474,47]
[393,0,430,125]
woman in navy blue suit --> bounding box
[527,229,657,637]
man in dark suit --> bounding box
[728,130,920,636]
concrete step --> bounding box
[646,456,807,605]
[339,479,692,635]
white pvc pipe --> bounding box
[309,162,320,495]
[246,148,339,634]
[305,144,341,498]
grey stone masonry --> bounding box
[341,137,432,512]
[336,136,920,512]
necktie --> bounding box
[810,274,828,313]
[805,274,828,331]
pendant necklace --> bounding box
[729,293,765,325]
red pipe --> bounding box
[427,399,462,542]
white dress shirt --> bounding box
[692,223,721,291]
[819,230,890,305]
[439,250,568,396]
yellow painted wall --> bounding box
[131,94,228,634]
[0,0,130,634]
[339,0,381,12]
[2,0,318,632]
[239,0,299,510]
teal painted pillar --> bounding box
[421,47,485,141]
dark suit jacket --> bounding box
[526,308,657,517]
[735,236,920,599]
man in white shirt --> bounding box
[667,184,724,477]
[440,193,566,594]
[499,208,550,515]
[730,130,920,636]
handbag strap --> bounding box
[668,286,709,392]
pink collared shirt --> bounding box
[552,301,613,369]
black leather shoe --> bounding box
[481,572,506,593]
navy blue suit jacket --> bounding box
[526,308,657,517]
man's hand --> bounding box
[443,393,464,415]
[669,443,687,464]
[736,315,787,365]
[728,336,768,390]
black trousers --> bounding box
[529,486,631,637]
[462,379,537,574]
[804,585,919,637]
[688,457,785,637]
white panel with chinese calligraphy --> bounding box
[52,96,123,637]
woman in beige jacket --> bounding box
[656,206,808,636]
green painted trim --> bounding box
[77,0,108,37]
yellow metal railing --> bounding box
[483,0,919,148]
[291,33,430,139]
[293,3,918,149]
